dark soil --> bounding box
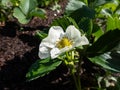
[0,0,68,68]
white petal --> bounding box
[47,26,64,44]
[65,25,82,47]
[40,40,55,48]
[51,46,72,59]
[65,25,89,47]
[80,35,89,45]
[40,26,64,49]
[60,46,72,53]
[38,26,64,59]
[38,46,50,59]
[50,48,60,59]
[73,35,89,47]
[65,25,81,39]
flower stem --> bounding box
[71,51,81,90]
[65,51,82,90]
[72,72,81,90]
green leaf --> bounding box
[106,16,120,31]
[81,0,88,5]
[51,16,78,30]
[116,9,120,15]
[102,1,119,12]
[35,31,48,40]
[112,42,120,51]
[106,16,116,31]
[13,0,46,24]
[93,29,104,42]
[116,77,120,89]
[87,29,120,56]
[19,0,37,15]
[1,0,12,7]
[100,8,112,17]
[92,24,104,41]
[69,5,95,23]
[26,58,62,81]
[65,0,85,15]
[13,7,30,24]
[94,0,119,17]
[88,52,120,72]
[93,0,114,7]
[78,18,93,37]
[29,9,46,19]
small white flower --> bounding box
[39,25,89,59]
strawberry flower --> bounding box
[38,25,89,59]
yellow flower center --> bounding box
[56,37,72,49]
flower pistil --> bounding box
[56,37,73,49]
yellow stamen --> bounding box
[56,37,72,49]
